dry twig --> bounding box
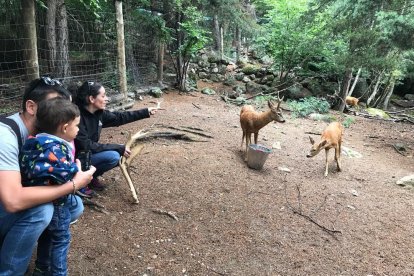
[192,103,201,109]
[283,175,341,239]
[83,198,110,215]
[152,208,179,221]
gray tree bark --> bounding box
[22,0,39,80]
[46,0,57,74]
[56,0,70,78]
[115,0,127,97]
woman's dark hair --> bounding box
[22,76,71,111]
[35,98,80,134]
[74,81,103,107]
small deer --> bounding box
[240,98,285,158]
[346,96,359,107]
[306,122,344,177]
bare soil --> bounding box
[65,86,413,275]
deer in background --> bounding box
[240,98,285,159]
[345,96,359,107]
[306,122,344,177]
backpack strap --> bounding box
[0,117,23,149]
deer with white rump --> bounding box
[306,122,344,177]
[240,97,285,160]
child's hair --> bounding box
[35,98,80,134]
[74,81,103,107]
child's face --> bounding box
[61,116,80,142]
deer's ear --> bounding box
[320,140,327,147]
[309,136,315,145]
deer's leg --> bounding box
[254,132,258,144]
[335,145,342,172]
[324,149,329,177]
[241,130,245,151]
[245,133,251,161]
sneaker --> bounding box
[76,187,95,198]
[89,177,105,191]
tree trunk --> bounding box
[335,68,352,112]
[22,0,39,80]
[46,0,57,74]
[176,12,185,91]
[157,43,164,85]
[348,67,361,97]
[115,1,127,97]
[56,0,70,79]
[367,71,384,107]
[382,80,395,110]
[213,14,220,51]
[235,25,241,63]
[219,26,224,60]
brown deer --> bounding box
[306,122,344,177]
[345,96,359,107]
[240,98,285,158]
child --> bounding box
[19,98,83,276]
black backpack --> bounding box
[0,116,23,149]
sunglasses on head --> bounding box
[87,81,94,94]
[40,76,62,86]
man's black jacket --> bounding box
[74,106,150,156]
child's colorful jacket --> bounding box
[20,133,78,187]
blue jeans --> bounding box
[0,203,54,276]
[35,195,83,276]
[91,150,120,178]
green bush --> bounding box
[288,97,330,118]
[343,116,355,128]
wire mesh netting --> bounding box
[0,3,161,114]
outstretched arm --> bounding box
[0,160,95,213]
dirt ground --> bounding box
[60,86,414,275]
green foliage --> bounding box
[288,97,330,118]
[254,95,274,105]
[178,6,210,60]
[342,116,355,128]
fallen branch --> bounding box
[283,177,341,240]
[386,106,414,114]
[192,103,201,109]
[152,208,179,221]
[120,124,213,203]
[83,198,110,215]
[305,131,321,136]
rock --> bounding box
[341,146,363,158]
[404,94,414,100]
[149,87,163,98]
[242,76,251,83]
[272,142,281,150]
[396,175,414,187]
[278,166,291,173]
[201,87,216,95]
[308,113,336,122]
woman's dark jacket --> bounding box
[74,106,150,156]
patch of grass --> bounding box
[343,116,356,128]
[287,97,330,118]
